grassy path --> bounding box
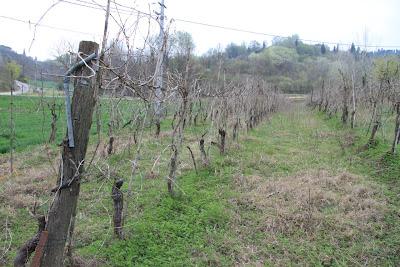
[226,104,400,266]
[1,103,399,266]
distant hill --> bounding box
[367,49,400,57]
[0,45,64,91]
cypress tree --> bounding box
[321,44,326,54]
[350,43,356,54]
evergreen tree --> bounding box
[350,43,356,54]
[321,44,326,54]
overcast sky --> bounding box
[1,0,399,60]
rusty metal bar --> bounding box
[30,230,48,267]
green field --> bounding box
[1,101,399,266]
[0,95,142,154]
[28,80,59,90]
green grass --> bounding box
[0,95,208,154]
[79,169,234,266]
[28,80,59,90]
[1,102,400,266]
[0,96,65,153]
[0,95,143,154]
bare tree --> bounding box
[339,69,350,125]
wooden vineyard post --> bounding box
[39,41,99,267]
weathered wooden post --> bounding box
[391,102,400,153]
[199,137,209,167]
[39,41,99,267]
[112,179,124,239]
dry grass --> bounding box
[1,167,54,209]
[311,130,336,139]
[234,170,386,234]
[70,255,106,267]
[232,170,387,265]
[0,131,139,210]
[338,131,358,150]
[0,147,58,216]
